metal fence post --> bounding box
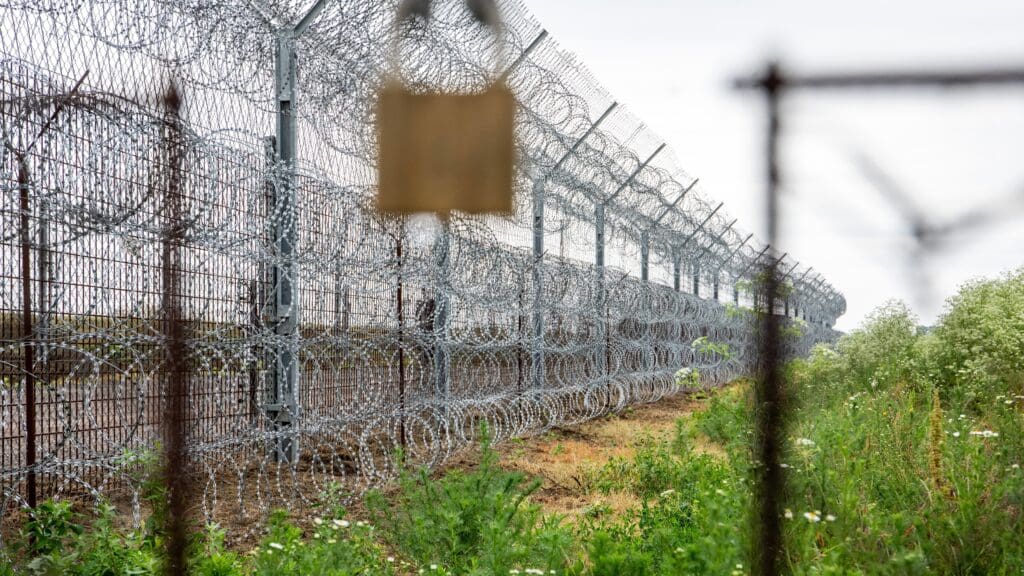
[433,225,451,406]
[517,275,525,393]
[531,181,545,389]
[595,202,606,376]
[672,252,681,291]
[269,32,299,463]
[640,230,649,282]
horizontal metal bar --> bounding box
[735,66,1024,91]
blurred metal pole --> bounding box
[734,66,1024,91]
[753,61,786,576]
[160,81,189,576]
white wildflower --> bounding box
[430,565,438,571]
[268,542,284,551]
[825,514,837,522]
[796,438,815,447]
[803,511,821,523]
[952,431,960,437]
[783,508,793,519]
[387,556,395,563]
[659,489,676,498]
[969,430,999,438]
[313,517,323,526]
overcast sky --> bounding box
[523,0,1024,331]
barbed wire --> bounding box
[0,0,843,541]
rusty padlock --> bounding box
[375,0,516,216]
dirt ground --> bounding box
[433,387,732,523]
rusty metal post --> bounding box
[18,160,37,510]
[160,82,190,576]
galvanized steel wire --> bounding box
[0,0,844,538]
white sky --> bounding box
[523,0,1024,331]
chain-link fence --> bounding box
[0,0,843,538]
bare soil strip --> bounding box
[438,388,732,523]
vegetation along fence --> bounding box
[0,0,844,538]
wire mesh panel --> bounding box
[0,0,845,538]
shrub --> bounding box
[933,268,1024,405]
[835,300,919,391]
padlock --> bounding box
[376,0,516,216]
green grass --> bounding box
[3,269,1023,574]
